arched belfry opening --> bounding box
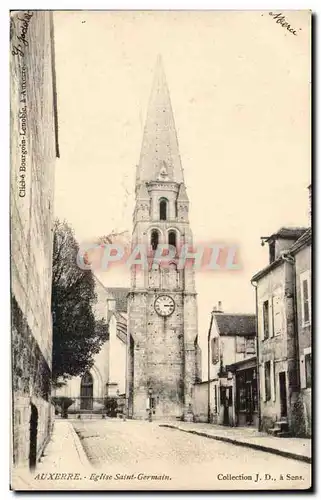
[159,198,168,221]
[168,230,177,248]
[151,230,159,250]
[80,372,93,410]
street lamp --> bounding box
[116,389,120,418]
[148,388,153,422]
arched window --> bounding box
[80,372,93,410]
[151,230,159,250]
[168,230,177,248]
[159,199,168,221]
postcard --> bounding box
[10,10,312,491]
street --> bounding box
[71,419,311,490]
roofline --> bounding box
[213,313,256,317]
[218,332,256,337]
[212,312,256,338]
[92,274,109,295]
[251,256,284,282]
[266,227,308,243]
[226,356,257,372]
[194,378,219,385]
[289,229,312,255]
[252,229,312,282]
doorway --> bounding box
[279,372,287,418]
[80,372,93,410]
[220,387,230,425]
[245,382,253,424]
[29,404,38,470]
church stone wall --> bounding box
[10,11,58,467]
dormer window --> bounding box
[159,198,168,220]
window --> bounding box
[159,199,168,220]
[302,279,310,324]
[305,353,311,388]
[245,337,256,354]
[168,230,177,248]
[263,300,269,340]
[264,361,271,401]
[300,347,311,389]
[151,230,159,251]
[300,271,311,326]
[236,336,245,353]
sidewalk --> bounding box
[37,420,90,470]
[11,420,91,490]
[160,422,312,464]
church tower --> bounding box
[127,56,199,420]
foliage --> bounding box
[52,219,109,385]
[52,396,75,418]
[104,397,118,417]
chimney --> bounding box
[217,301,223,313]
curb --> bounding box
[160,424,311,464]
[67,422,91,467]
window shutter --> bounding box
[300,354,306,389]
[300,272,311,325]
[236,336,245,353]
[261,364,266,402]
[258,303,264,340]
[269,298,274,337]
[271,361,276,402]
[246,337,256,354]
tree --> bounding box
[52,219,108,385]
[52,396,75,418]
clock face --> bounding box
[154,295,175,317]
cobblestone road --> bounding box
[72,419,311,490]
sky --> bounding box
[53,11,311,377]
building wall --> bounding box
[108,315,126,396]
[127,290,189,420]
[10,11,58,467]
[295,244,312,437]
[209,320,256,379]
[205,318,256,426]
[192,382,210,423]
[256,260,304,434]
[192,378,235,426]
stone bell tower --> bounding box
[127,56,199,420]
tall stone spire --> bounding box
[138,55,184,184]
